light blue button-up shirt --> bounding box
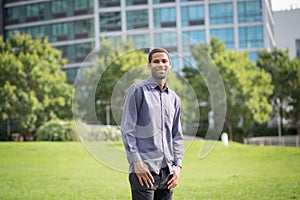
[121,76,184,174]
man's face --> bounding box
[148,52,172,80]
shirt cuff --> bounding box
[128,152,142,163]
[173,159,182,169]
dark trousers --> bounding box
[129,167,173,200]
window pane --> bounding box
[25,3,45,22]
[183,56,197,68]
[209,3,233,25]
[239,26,264,48]
[126,0,147,6]
[248,51,258,61]
[181,5,204,27]
[100,12,121,32]
[52,0,67,13]
[210,28,234,49]
[99,0,120,7]
[182,30,205,52]
[153,0,175,4]
[128,34,150,49]
[74,19,94,38]
[154,32,177,52]
[154,7,176,28]
[238,0,262,23]
[170,56,179,71]
[126,10,148,30]
[52,22,70,41]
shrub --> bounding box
[78,125,122,142]
[36,120,79,141]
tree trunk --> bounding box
[226,119,233,141]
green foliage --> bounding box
[75,38,148,125]
[0,33,72,139]
[36,120,78,141]
[185,38,273,140]
[257,49,300,134]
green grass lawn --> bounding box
[0,141,299,200]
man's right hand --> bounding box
[133,161,155,188]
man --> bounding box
[121,48,184,200]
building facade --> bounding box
[273,8,300,59]
[1,0,275,82]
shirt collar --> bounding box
[146,76,169,93]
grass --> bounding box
[0,140,299,200]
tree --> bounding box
[185,38,273,140]
[0,33,72,140]
[75,38,148,125]
[288,58,300,135]
[258,49,300,135]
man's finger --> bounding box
[138,176,144,187]
[147,172,155,183]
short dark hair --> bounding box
[148,48,170,63]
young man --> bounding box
[121,48,184,200]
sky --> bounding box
[271,0,300,11]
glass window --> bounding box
[154,32,178,52]
[126,0,147,6]
[182,30,206,52]
[62,67,79,83]
[74,19,94,39]
[100,12,121,32]
[296,39,300,59]
[25,3,45,22]
[181,0,203,2]
[154,7,176,28]
[181,5,204,27]
[126,10,148,30]
[5,7,21,24]
[248,51,258,61]
[153,0,175,4]
[183,56,197,68]
[74,0,93,14]
[239,26,264,48]
[128,34,150,49]
[52,22,70,41]
[26,26,46,39]
[238,0,262,23]
[209,3,233,25]
[211,28,234,49]
[170,56,179,71]
[52,0,67,13]
[99,0,120,7]
[75,43,93,63]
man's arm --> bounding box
[168,97,184,190]
[121,86,154,187]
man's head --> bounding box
[148,48,172,81]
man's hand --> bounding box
[167,166,181,190]
[133,161,155,188]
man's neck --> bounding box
[153,78,166,91]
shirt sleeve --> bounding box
[121,86,142,164]
[172,97,184,168]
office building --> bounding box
[1,0,275,82]
[273,8,300,59]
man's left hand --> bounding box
[167,166,181,190]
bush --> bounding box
[36,120,79,141]
[78,125,122,142]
